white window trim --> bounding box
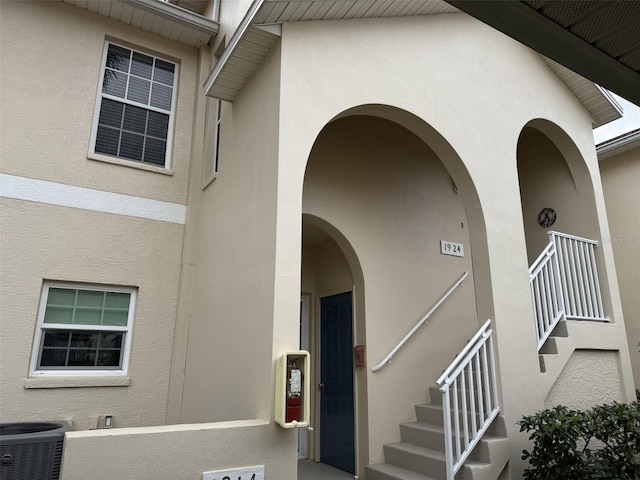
[29,282,136,377]
[89,41,179,170]
[202,98,223,189]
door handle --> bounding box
[318,382,325,390]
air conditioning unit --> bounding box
[0,421,70,480]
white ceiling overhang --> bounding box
[63,0,219,47]
[203,0,620,127]
[597,128,640,160]
[542,58,622,127]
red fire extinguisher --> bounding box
[286,361,302,423]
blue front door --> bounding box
[320,291,355,474]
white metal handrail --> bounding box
[549,231,606,321]
[529,232,607,351]
[371,271,468,373]
[437,319,499,480]
[529,241,565,350]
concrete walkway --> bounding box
[297,460,355,480]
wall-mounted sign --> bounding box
[537,207,557,227]
[203,466,265,480]
[441,240,464,257]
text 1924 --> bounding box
[440,240,464,257]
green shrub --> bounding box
[518,395,640,480]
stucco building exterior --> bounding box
[598,128,640,391]
[0,1,637,479]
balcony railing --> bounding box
[529,231,607,350]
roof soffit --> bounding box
[63,0,219,47]
[205,0,619,127]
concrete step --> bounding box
[400,422,447,451]
[550,320,568,337]
[383,443,490,479]
[383,442,449,478]
[538,329,571,372]
[468,433,509,464]
[400,421,508,465]
[414,404,488,428]
[539,337,557,355]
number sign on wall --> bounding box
[440,240,464,257]
[203,465,265,480]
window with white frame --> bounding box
[30,283,136,375]
[203,98,223,179]
[91,42,177,167]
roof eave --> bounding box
[124,0,219,35]
[203,0,626,127]
[64,0,219,47]
[597,128,640,160]
[542,58,622,128]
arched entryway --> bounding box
[517,120,612,349]
[517,120,601,262]
[300,216,363,474]
[300,108,492,474]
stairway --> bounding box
[366,386,509,480]
[537,320,569,373]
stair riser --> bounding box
[384,445,446,478]
[539,337,557,354]
[400,424,507,465]
[416,405,446,425]
[364,467,400,480]
[468,438,510,464]
[400,424,446,451]
[415,406,487,429]
[415,404,506,432]
[428,387,495,409]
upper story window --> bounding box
[90,42,178,168]
[30,282,136,376]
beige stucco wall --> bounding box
[60,420,296,480]
[600,147,640,388]
[177,42,283,423]
[0,1,196,428]
[272,14,634,475]
[0,199,183,428]
[544,349,624,409]
[0,0,197,204]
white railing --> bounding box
[529,241,565,350]
[529,231,607,351]
[437,320,499,480]
[550,231,606,321]
[371,271,468,373]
